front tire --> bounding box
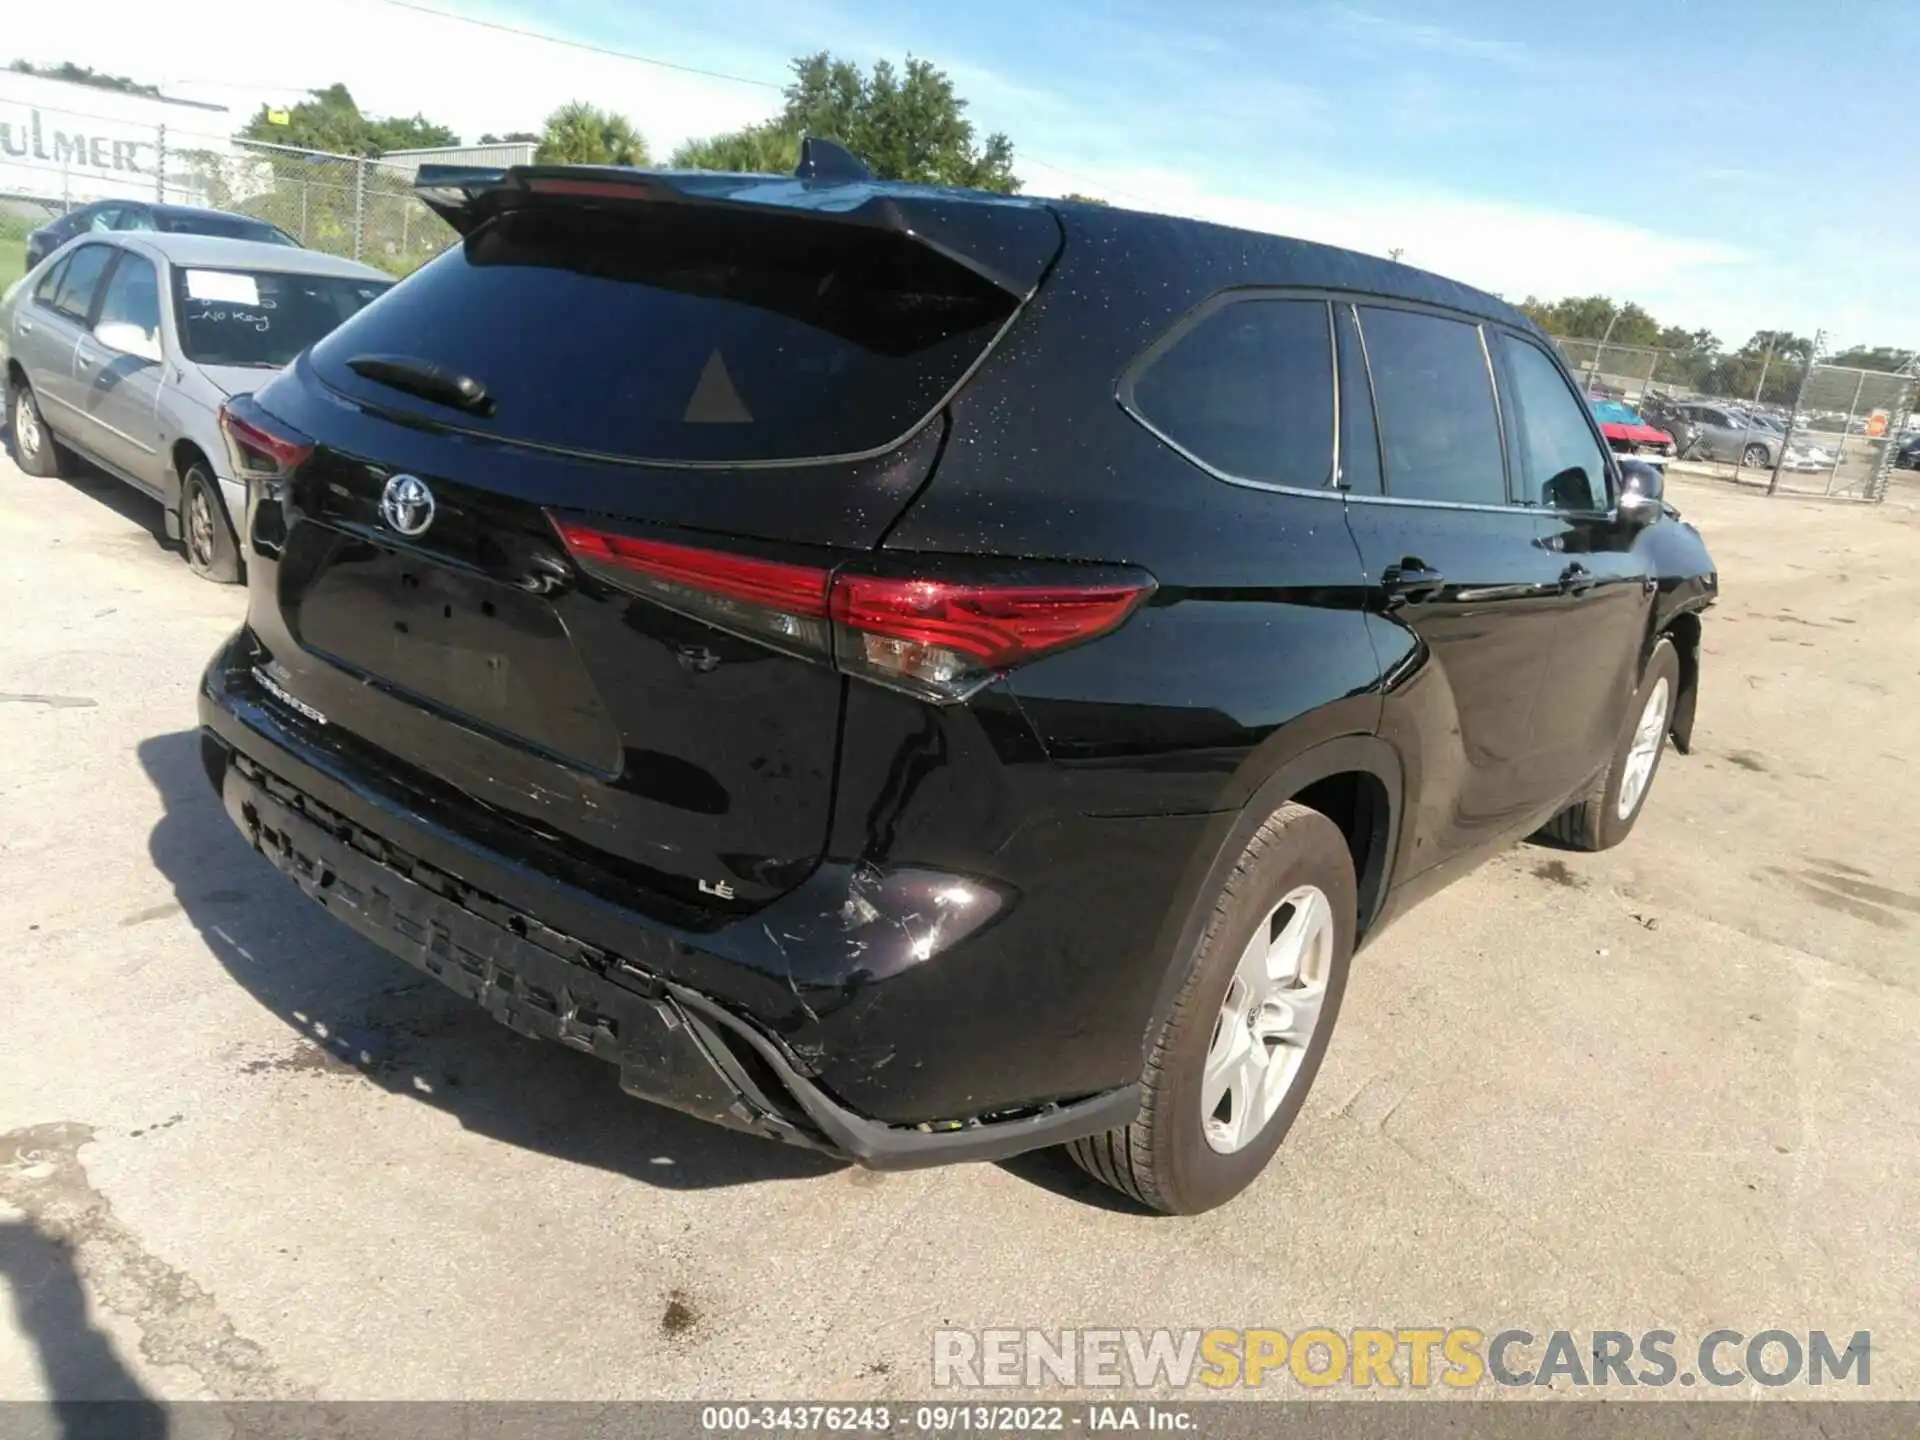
[1068,803,1356,1214]
[181,465,242,583]
[1741,442,1770,470]
[8,379,67,478]
[1542,636,1681,852]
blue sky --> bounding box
[12,0,1916,351]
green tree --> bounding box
[1739,330,1814,364]
[1828,345,1914,373]
[669,124,800,175]
[1517,295,1659,348]
[1059,192,1111,205]
[478,131,541,145]
[535,102,650,166]
[8,59,160,98]
[242,84,456,157]
[674,52,1019,192]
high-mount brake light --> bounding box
[553,522,1152,703]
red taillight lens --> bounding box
[553,521,835,662]
[218,402,313,476]
[829,575,1150,700]
[554,521,1153,703]
[551,525,830,616]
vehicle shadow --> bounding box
[0,1222,167,1436]
[137,728,841,1191]
[2,416,175,554]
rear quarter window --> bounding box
[1125,296,1335,488]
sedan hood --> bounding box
[1599,420,1673,446]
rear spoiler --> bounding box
[413,142,1061,299]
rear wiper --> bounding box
[346,354,494,416]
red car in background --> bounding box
[1590,397,1676,466]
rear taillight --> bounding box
[550,523,833,660]
[554,521,1153,703]
[829,575,1152,701]
[218,400,313,478]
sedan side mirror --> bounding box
[1618,459,1664,521]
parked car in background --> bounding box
[1589,397,1675,466]
[196,156,1717,1214]
[1897,434,1920,470]
[24,201,300,270]
[1661,400,1825,470]
[3,233,391,580]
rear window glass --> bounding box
[159,212,295,245]
[170,268,392,369]
[307,204,1019,464]
[1357,306,1508,506]
[1127,297,1334,487]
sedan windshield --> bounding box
[170,267,392,368]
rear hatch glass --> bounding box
[308,203,1022,464]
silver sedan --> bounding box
[3,232,392,580]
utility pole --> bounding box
[1768,329,1824,497]
[1751,342,1774,404]
[1584,307,1622,394]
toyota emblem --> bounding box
[379,474,436,537]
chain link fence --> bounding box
[161,140,455,277]
[1,85,454,281]
[1547,334,1916,504]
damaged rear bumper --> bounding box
[198,669,1139,1170]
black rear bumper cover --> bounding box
[199,668,1138,1170]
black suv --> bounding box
[198,158,1716,1213]
[25,201,299,269]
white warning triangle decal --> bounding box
[683,348,753,424]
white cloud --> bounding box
[1024,159,1757,323]
[1324,5,1535,68]
[3,0,785,155]
[7,0,1912,348]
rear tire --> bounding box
[1542,637,1681,852]
[1741,442,1770,470]
[181,464,242,584]
[1067,802,1356,1214]
[8,379,67,478]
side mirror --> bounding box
[1618,459,1664,520]
[94,321,162,363]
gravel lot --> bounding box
[3,451,1917,1404]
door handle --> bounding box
[1560,562,1596,595]
[1381,558,1446,606]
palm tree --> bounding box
[535,102,651,166]
[669,124,800,176]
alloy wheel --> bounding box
[1617,676,1670,821]
[1201,884,1335,1155]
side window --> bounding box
[1498,335,1612,511]
[49,245,116,324]
[118,206,157,233]
[88,206,123,233]
[1334,303,1382,495]
[1128,297,1335,488]
[93,252,163,359]
[1356,306,1508,506]
[33,255,72,308]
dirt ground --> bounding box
[2,454,1917,1405]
